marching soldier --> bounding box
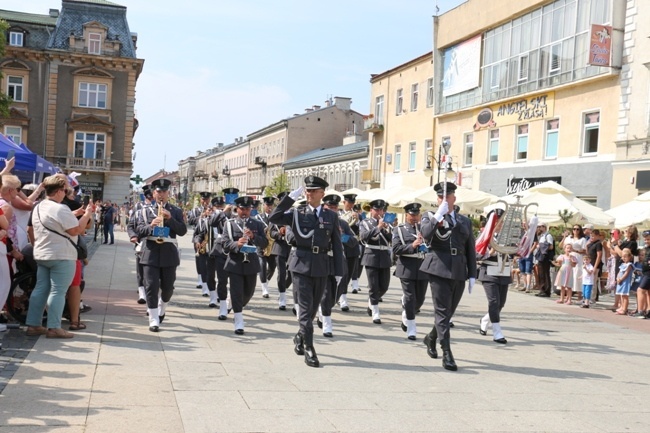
[204,197,232,317]
[128,184,154,304]
[255,196,277,298]
[359,199,393,324]
[189,192,212,291]
[269,176,344,368]
[420,182,476,371]
[269,191,292,310]
[134,179,187,332]
[339,194,361,308]
[392,203,429,340]
[317,193,357,337]
[222,196,268,335]
[193,192,212,297]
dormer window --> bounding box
[88,32,101,54]
[9,31,23,47]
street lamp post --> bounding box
[424,138,454,186]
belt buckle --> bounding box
[312,246,320,254]
[450,248,457,256]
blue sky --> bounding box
[12,0,466,178]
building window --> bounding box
[490,64,500,89]
[88,33,101,55]
[9,32,23,47]
[583,111,600,154]
[518,54,529,82]
[373,148,382,172]
[411,83,419,112]
[488,129,499,163]
[396,89,403,115]
[516,124,528,161]
[426,78,434,107]
[375,95,384,125]
[79,82,107,108]
[394,144,401,173]
[545,118,559,159]
[464,133,473,166]
[549,42,561,75]
[74,132,106,159]
[4,126,21,145]
[7,76,23,101]
[408,142,417,171]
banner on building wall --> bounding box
[473,92,555,131]
[442,35,481,97]
[588,24,612,67]
[505,176,561,195]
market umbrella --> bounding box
[605,191,650,228]
[414,185,499,215]
[488,181,614,228]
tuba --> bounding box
[263,225,275,257]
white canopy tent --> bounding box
[605,191,650,228]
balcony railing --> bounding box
[361,169,380,184]
[363,119,383,133]
[65,157,110,171]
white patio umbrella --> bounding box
[341,187,364,197]
[356,186,416,210]
[414,185,499,215]
[488,181,614,228]
[605,191,650,228]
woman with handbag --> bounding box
[24,176,94,339]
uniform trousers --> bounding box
[195,253,208,283]
[143,265,177,308]
[353,247,364,279]
[206,253,228,300]
[258,255,276,283]
[228,273,256,313]
[135,254,144,287]
[366,266,391,305]
[338,255,358,297]
[401,278,428,320]
[428,275,465,342]
[274,254,292,293]
[320,275,339,316]
[294,273,327,346]
[482,279,508,323]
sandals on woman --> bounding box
[69,321,87,331]
[26,326,47,336]
[46,328,74,339]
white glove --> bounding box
[288,186,304,200]
[468,277,476,294]
[433,200,449,222]
[335,276,342,285]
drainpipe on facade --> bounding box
[430,14,439,187]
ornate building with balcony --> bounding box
[0,0,144,202]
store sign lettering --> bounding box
[496,95,549,122]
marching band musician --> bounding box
[338,194,361,309]
[204,196,232,318]
[189,192,212,291]
[317,193,357,337]
[193,192,212,297]
[134,178,187,332]
[128,184,154,304]
[255,196,277,299]
[192,196,224,308]
[222,196,268,335]
[269,176,344,368]
[392,203,429,340]
[419,182,476,371]
[359,199,393,324]
[269,191,292,310]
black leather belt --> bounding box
[429,247,458,256]
[295,246,330,254]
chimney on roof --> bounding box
[333,97,352,110]
[49,9,59,18]
[217,143,223,148]
[312,105,321,110]
[305,108,313,113]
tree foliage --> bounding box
[0,20,11,118]
[264,172,290,197]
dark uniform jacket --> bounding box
[339,219,360,259]
[134,203,187,267]
[392,222,429,281]
[359,218,392,268]
[254,212,272,256]
[222,217,267,275]
[419,211,477,281]
[127,201,150,240]
[269,223,291,258]
[194,210,229,256]
[269,196,344,278]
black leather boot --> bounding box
[423,327,438,359]
[293,333,305,355]
[440,339,457,371]
[304,345,320,367]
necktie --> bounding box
[444,213,455,228]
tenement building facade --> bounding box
[0,0,143,203]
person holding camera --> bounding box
[534,223,555,297]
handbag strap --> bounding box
[36,202,79,249]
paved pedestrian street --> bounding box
[0,230,648,432]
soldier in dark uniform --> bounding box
[134,179,187,332]
[359,199,393,324]
[269,176,344,368]
[420,182,476,371]
[255,196,277,299]
[188,192,212,291]
[478,209,510,344]
[195,196,230,310]
[128,184,153,304]
[193,192,212,297]
[270,191,292,310]
[316,193,357,336]
[392,202,429,340]
[222,196,268,335]
[339,194,361,308]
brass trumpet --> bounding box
[155,202,165,244]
